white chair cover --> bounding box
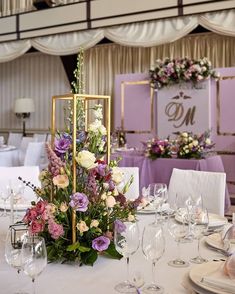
[18,137,36,165]
[24,142,44,166]
[168,168,226,216]
[33,133,47,142]
[118,167,139,200]
[7,132,22,148]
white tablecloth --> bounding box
[0,214,228,294]
[0,146,19,167]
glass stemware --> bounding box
[5,227,28,294]
[190,207,209,264]
[167,214,189,268]
[21,235,47,294]
[147,183,166,223]
[142,223,165,294]
[114,220,140,293]
[0,183,11,217]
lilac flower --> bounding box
[92,236,110,252]
[114,219,126,233]
[54,137,71,155]
[69,192,89,212]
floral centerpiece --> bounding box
[174,130,215,159]
[21,104,141,265]
[149,57,219,89]
[143,138,172,160]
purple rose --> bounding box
[96,163,107,177]
[54,137,71,154]
[114,219,126,233]
[92,236,110,252]
[69,192,89,212]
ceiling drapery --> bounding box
[0,9,234,63]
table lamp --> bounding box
[14,98,35,137]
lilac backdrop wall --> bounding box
[114,68,235,195]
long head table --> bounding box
[112,152,231,213]
[0,215,231,294]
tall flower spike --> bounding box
[45,142,65,177]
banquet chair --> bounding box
[168,168,226,216]
[24,142,44,166]
[18,137,36,165]
[0,166,40,204]
[118,167,139,200]
[33,133,47,142]
[7,132,22,148]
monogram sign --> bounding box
[156,80,211,137]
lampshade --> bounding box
[14,98,35,114]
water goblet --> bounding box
[167,214,189,268]
[114,220,140,293]
[190,207,209,264]
[21,235,47,294]
[142,222,165,293]
[5,227,28,294]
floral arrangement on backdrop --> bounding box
[143,138,172,160]
[21,50,141,265]
[144,130,215,160]
[149,57,219,89]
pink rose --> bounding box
[23,207,38,223]
[29,220,45,234]
[48,219,64,240]
[36,200,47,214]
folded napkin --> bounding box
[201,264,235,293]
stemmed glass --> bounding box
[21,235,47,294]
[5,227,28,294]
[190,207,209,264]
[114,220,140,293]
[10,181,25,221]
[147,183,166,223]
[142,223,165,293]
[167,214,189,268]
[0,183,11,217]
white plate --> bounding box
[137,203,174,215]
[185,273,216,294]
[0,200,31,211]
[175,211,228,228]
[189,261,235,294]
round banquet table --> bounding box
[0,214,231,294]
[0,145,19,167]
[112,152,231,213]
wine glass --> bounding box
[21,235,47,294]
[190,207,209,264]
[167,215,189,268]
[114,220,140,293]
[10,180,25,221]
[142,223,165,293]
[147,183,165,223]
[0,183,11,217]
[5,227,28,294]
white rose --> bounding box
[106,196,116,208]
[193,140,198,146]
[76,221,89,233]
[112,167,124,184]
[76,150,97,169]
[128,214,135,222]
[205,138,211,145]
[98,125,107,136]
[90,220,99,228]
[188,143,193,149]
[182,132,188,138]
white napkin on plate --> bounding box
[201,267,235,293]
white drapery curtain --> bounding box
[0,9,234,63]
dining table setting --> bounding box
[0,185,234,294]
